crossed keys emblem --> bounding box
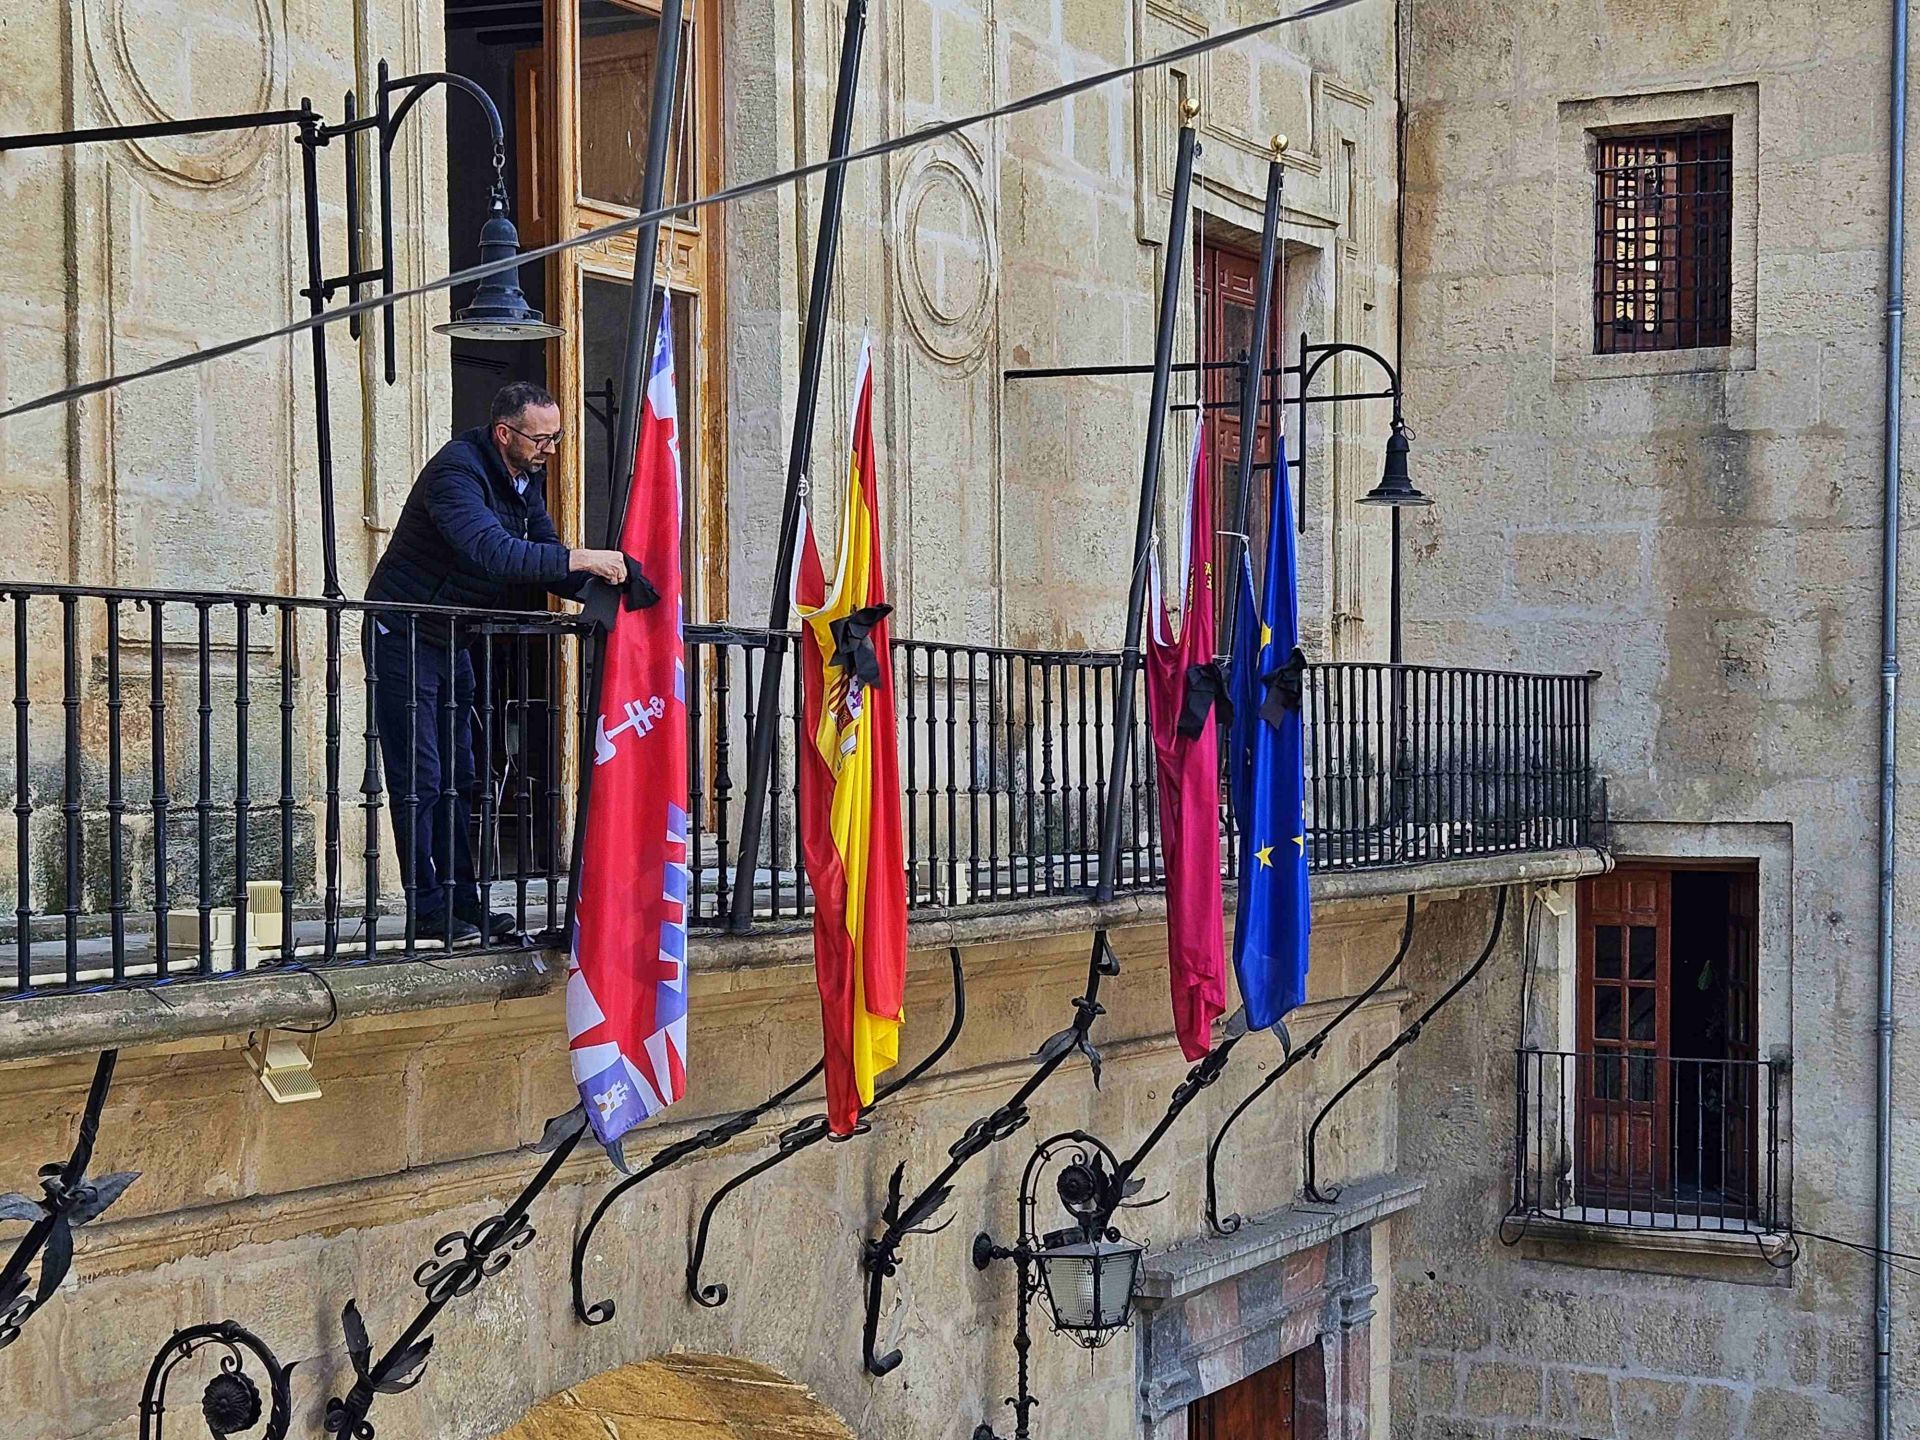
[594,695,667,765]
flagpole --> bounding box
[564,0,684,939]
[1223,137,1287,644]
[728,0,871,932]
[603,3,684,542]
[1095,107,1200,904]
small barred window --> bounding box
[1593,126,1733,354]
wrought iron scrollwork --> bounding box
[1302,887,1507,1202]
[569,1056,827,1325]
[1202,896,1417,1233]
[971,1132,1139,1440]
[686,947,967,1308]
[139,1320,294,1440]
[322,1109,588,1438]
[0,1050,135,1348]
[860,930,1118,1376]
[413,1209,534,1304]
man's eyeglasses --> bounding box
[503,422,564,451]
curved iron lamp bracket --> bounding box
[1287,336,1405,534]
[140,1320,295,1440]
[568,1055,827,1325]
[860,930,1118,1376]
[1293,339,1402,419]
[1205,896,1416,1235]
[971,1131,1132,1440]
[322,1111,587,1438]
[1302,887,1508,1203]
[0,1050,136,1349]
[685,947,968,1308]
[306,62,517,389]
[381,72,506,174]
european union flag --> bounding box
[1227,433,1310,1031]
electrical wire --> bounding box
[1515,883,1542,1046]
[0,0,1363,424]
[1781,1225,1920,1275]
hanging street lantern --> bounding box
[1359,415,1431,507]
[1031,1229,1145,1343]
[971,1131,1148,1440]
[436,156,564,342]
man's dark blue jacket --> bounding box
[367,426,584,616]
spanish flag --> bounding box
[796,339,908,1136]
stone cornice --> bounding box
[0,848,1607,1063]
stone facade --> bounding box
[1392,0,1915,1436]
[25,0,1904,1436]
[0,893,1474,1439]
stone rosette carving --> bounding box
[893,139,996,368]
[78,0,286,187]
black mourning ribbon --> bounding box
[829,603,893,692]
[1257,646,1308,729]
[1176,661,1234,739]
[579,556,661,630]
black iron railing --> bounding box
[687,634,1157,924]
[2,583,588,994]
[691,640,1597,923]
[1504,1048,1790,1237]
[2,582,1597,998]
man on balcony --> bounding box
[366,381,628,945]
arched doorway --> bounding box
[491,1352,856,1439]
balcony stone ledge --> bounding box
[1503,1212,1796,1286]
[0,846,1609,1065]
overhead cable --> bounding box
[0,0,1363,423]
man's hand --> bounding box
[569,548,628,584]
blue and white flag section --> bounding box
[566,304,690,1151]
[1227,433,1311,1031]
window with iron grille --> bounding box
[1593,126,1733,353]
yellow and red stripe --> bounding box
[795,341,907,1135]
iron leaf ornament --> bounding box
[0,1051,132,1349]
[326,1110,588,1437]
[340,1299,433,1396]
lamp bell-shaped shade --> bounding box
[1035,1236,1143,1347]
[436,212,566,341]
[1359,419,1432,506]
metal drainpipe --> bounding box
[1876,3,1910,1434]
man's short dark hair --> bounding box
[491,381,557,426]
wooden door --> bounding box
[1198,243,1284,623]
[1577,869,1671,1207]
[1189,1354,1295,1440]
